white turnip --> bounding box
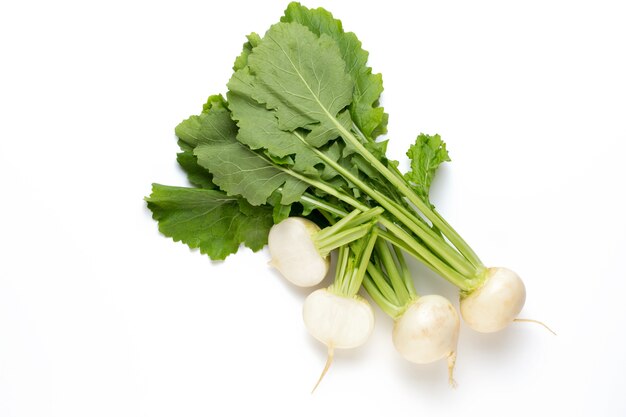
[303,288,375,391]
[460,267,526,333]
[268,217,329,287]
[267,208,383,287]
[392,295,460,385]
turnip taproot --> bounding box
[460,267,526,333]
[393,295,459,385]
[363,240,460,385]
[268,208,383,287]
[301,229,379,391]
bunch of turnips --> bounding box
[146,2,550,390]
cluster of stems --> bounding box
[272,122,489,309]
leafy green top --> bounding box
[405,134,451,204]
[281,2,387,139]
[146,2,479,287]
[146,184,274,260]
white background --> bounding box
[1,1,625,416]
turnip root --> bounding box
[303,288,375,391]
[300,227,379,392]
[460,267,526,333]
[363,240,460,386]
[303,288,375,350]
[268,217,329,287]
[392,295,460,385]
[268,208,384,287]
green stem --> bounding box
[347,228,379,297]
[317,206,384,242]
[375,240,411,306]
[432,209,484,270]
[329,227,378,298]
[315,208,361,241]
[366,262,400,305]
[378,218,473,292]
[299,139,475,278]
[282,166,473,291]
[280,167,369,211]
[376,192,475,277]
[316,224,372,257]
[337,122,483,272]
[377,229,426,262]
[363,274,401,318]
[335,246,350,290]
[340,207,384,231]
[300,193,347,218]
[392,245,417,299]
[352,124,417,206]
[333,246,351,293]
[351,123,372,143]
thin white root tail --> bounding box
[447,351,458,389]
[311,345,334,394]
[514,318,557,335]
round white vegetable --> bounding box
[460,267,526,333]
[303,288,375,349]
[392,295,460,364]
[267,217,329,287]
[303,288,375,391]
